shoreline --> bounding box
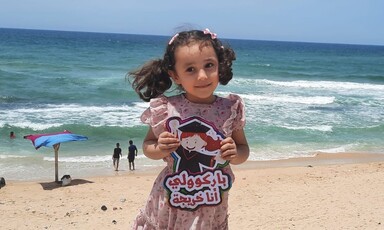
[3,152,384,184]
[234,152,384,170]
[2,152,384,229]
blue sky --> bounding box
[1,0,383,45]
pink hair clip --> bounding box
[203,28,217,39]
[168,33,179,45]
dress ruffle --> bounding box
[222,94,246,137]
[141,95,169,138]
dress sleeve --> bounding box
[222,94,246,136]
[140,95,169,137]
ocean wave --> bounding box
[249,63,271,67]
[232,78,384,91]
[43,154,147,163]
[0,103,147,130]
[260,79,384,91]
[281,125,333,132]
[0,155,26,159]
[43,155,111,163]
[314,146,347,153]
[0,95,19,103]
[236,93,335,105]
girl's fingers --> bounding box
[158,132,180,151]
[159,132,179,144]
[220,138,237,160]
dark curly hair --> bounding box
[129,29,236,102]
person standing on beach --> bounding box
[128,140,138,170]
[112,143,122,171]
[129,28,249,229]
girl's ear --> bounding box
[168,70,181,84]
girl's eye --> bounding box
[205,62,215,68]
[186,67,195,72]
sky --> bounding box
[1,0,383,46]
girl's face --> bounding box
[169,42,219,104]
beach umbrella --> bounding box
[24,130,88,182]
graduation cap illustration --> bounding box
[178,120,210,133]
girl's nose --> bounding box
[197,69,208,80]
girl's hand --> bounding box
[158,131,180,153]
[220,137,238,161]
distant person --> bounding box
[112,143,122,171]
[10,131,16,139]
[127,140,138,170]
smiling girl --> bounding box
[129,28,249,229]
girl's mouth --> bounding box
[195,83,211,88]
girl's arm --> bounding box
[220,128,249,165]
[142,127,180,160]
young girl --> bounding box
[129,28,249,229]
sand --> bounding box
[1,153,384,230]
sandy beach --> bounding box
[1,153,384,230]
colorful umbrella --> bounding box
[24,130,88,182]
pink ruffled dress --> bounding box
[133,93,245,230]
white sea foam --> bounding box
[43,155,111,163]
[232,78,384,92]
[237,93,335,105]
[249,63,271,67]
[281,125,333,132]
[314,143,365,154]
[43,154,147,163]
[0,103,147,130]
[257,79,384,91]
[0,155,26,159]
[314,146,346,153]
[248,148,316,161]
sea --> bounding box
[1,28,383,181]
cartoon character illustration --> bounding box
[166,116,228,174]
[164,116,232,210]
